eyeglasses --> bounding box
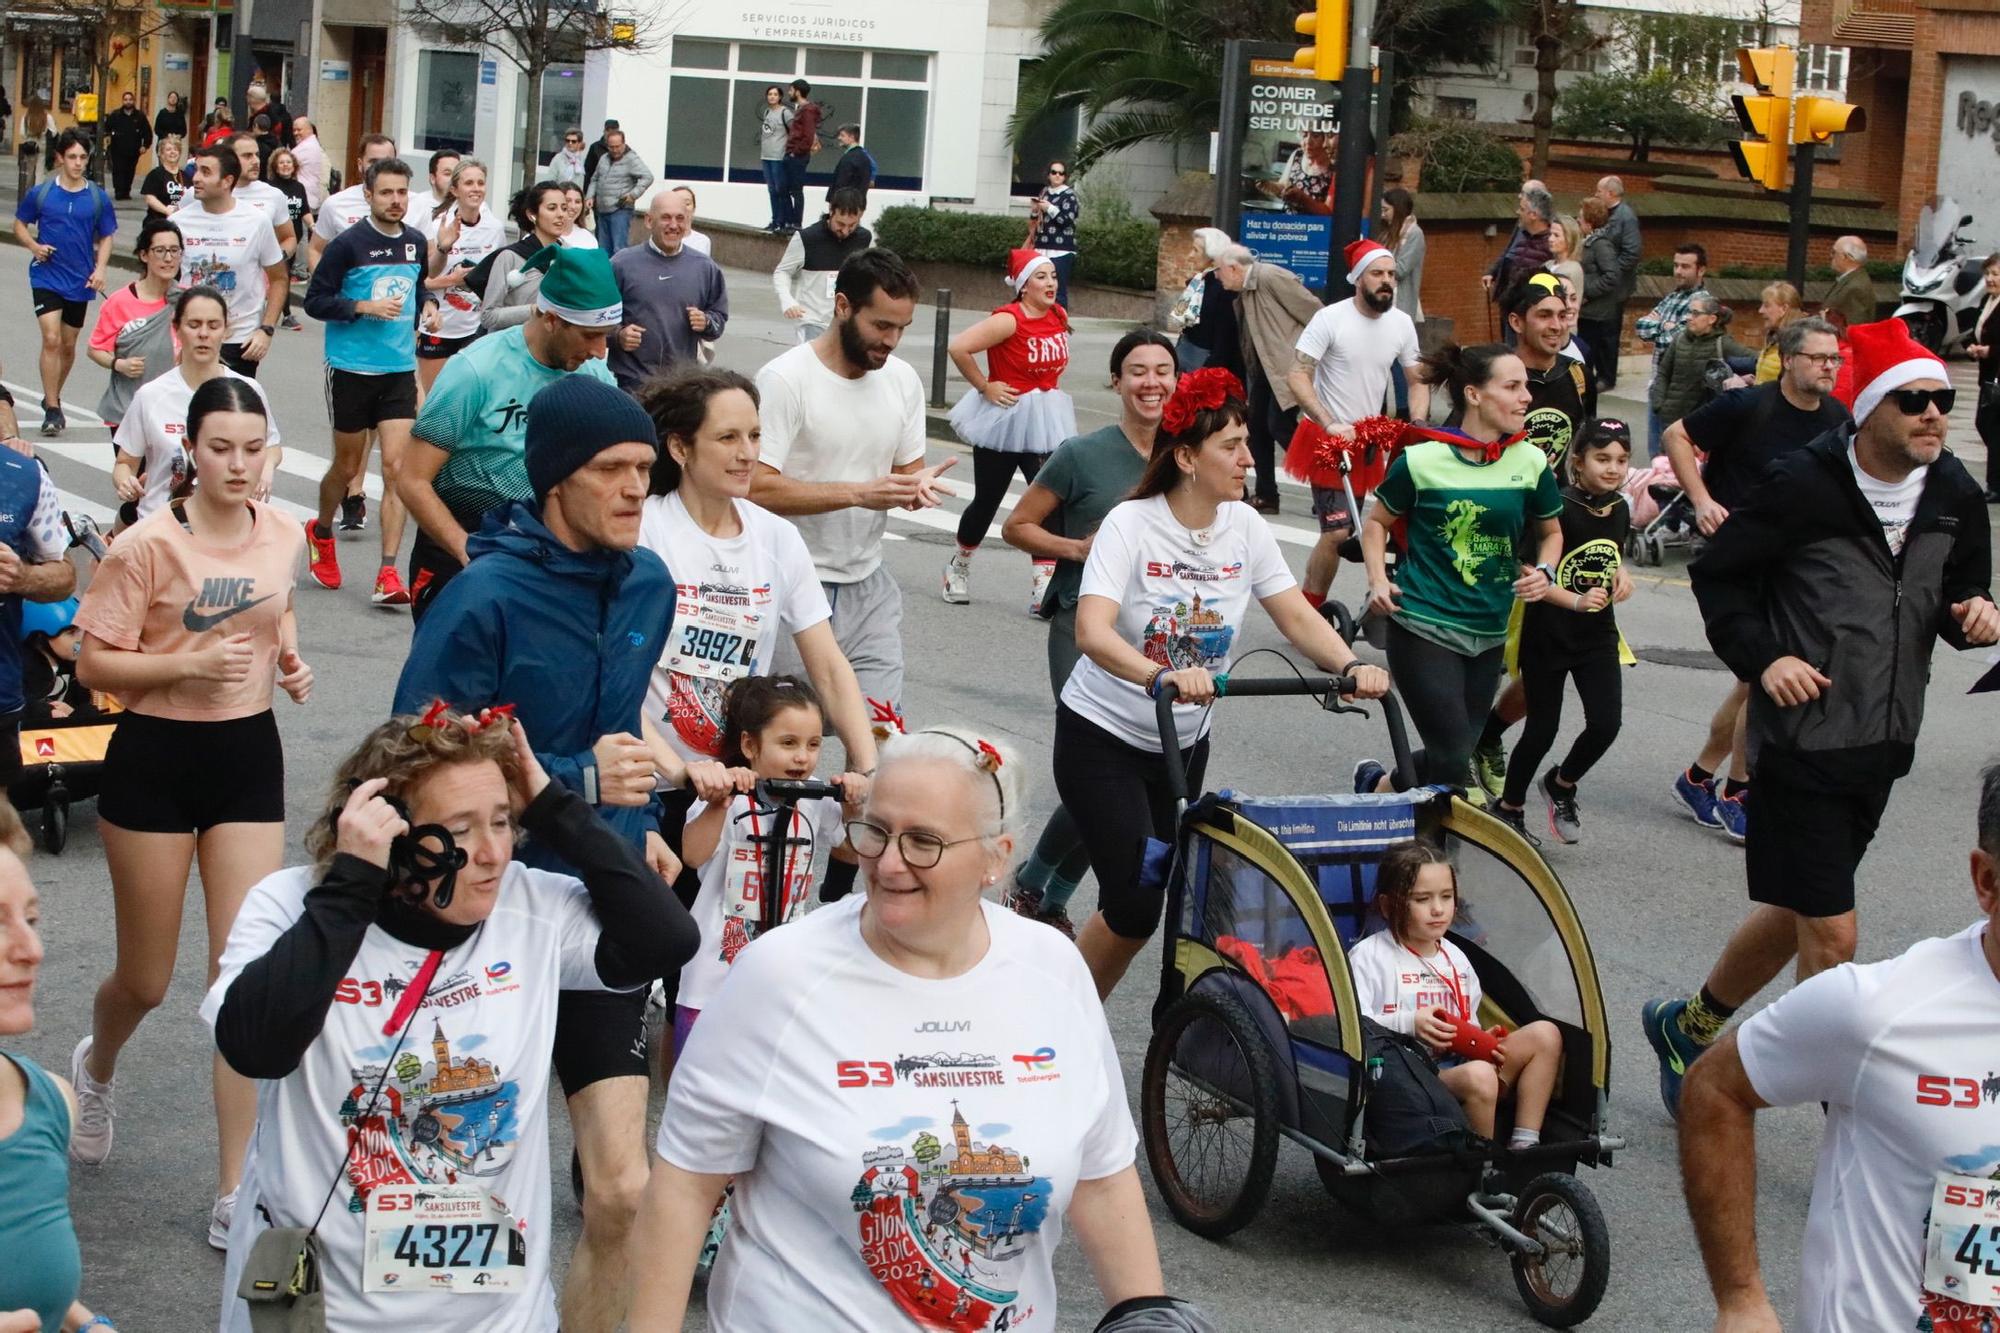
[1892,386,1955,416]
[565,136,582,143]
[147,246,183,257]
[844,819,988,869]
[1793,352,1843,367]
[1048,168,1066,178]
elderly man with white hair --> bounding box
[1217,243,1321,513]
[1822,235,1878,331]
[1483,178,1556,315]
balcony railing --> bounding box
[1828,0,1915,47]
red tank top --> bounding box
[984,301,1071,393]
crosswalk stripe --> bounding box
[34,438,319,523]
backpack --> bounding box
[1357,1017,1479,1158]
[26,176,114,238]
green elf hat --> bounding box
[525,244,623,328]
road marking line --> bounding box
[35,438,318,523]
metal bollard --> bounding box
[930,288,952,408]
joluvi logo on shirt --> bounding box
[183,576,277,632]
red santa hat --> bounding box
[1344,237,1395,285]
[1007,247,1055,293]
[1844,317,1948,425]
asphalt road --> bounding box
[2,240,1997,1332]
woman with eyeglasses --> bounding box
[140,134,186,216]
[1026,159,1081,308]
[630,725,1212,1333]
[88,216,183,429]
[204,708,696,1331]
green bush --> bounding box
[873,205,1158,292]
[1391,118,1522,195]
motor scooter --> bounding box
[1894,197,1986,355]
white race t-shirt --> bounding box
[1061,495,1295,750]
[202,862,622,1333]
[1346,930,1482,1039]
[756,341,928,584]
[112,366,282,517]
[1294,299,1421,426]
[657,895,1137,1333]
[678,792,844,1012]
[560,227,599,250]
[179,181,291,240]
[176,201,284,343]
[1849,444,1928,557]
[1739,921,2000,1332]
[313,184,369,245]
[420,206,507,340]
[638,492,832,761]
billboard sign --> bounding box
[1215,42,1340,289]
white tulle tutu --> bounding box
[948,387,1078,454]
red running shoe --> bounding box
[372,565,412,607]
[305,519,341,590]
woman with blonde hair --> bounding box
[1754,281,1804,383]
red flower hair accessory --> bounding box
[1160,367,1245,440]
[975,739,1003,771]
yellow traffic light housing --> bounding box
[1792,95,1865,143]
[1295,0,1348,81]
[1730,46,1794,192]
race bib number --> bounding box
[664,597,761,683]
[364,1183,528,1294]
[723,809,815,923]
[1923,1172,2000,1308]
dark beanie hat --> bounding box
[524,375,659,500]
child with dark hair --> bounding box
[1348,840,1564,1148]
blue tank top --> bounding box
[0,1053,82,1330]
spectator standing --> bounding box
[1643,319,1997,1119]
[772,187,870,343]
[582,117,620,191]
[1028,159,1082,308]
[17,95,51,191]
[756,87,791,232]
[243,81,292,148]
[591,130,653,253]
[198,105,235,150]
[780,80,824,232]
[1592,176,1642,387]
[1649,294,1755,431]
[1216,243,1320,513]
[1576,199,1621,385]
[1822,234,1878,330]
[152,90,187,144]
[102,92,153,201]
[1380,187,1425,322]
[1483,180,1555,319]
[544,126,588,187]
[1635,243,1711,455]
[1752,281,1804,383]
[12,130,116,437]
[288,115,327,211]
[1544,213,1585,315]
[140,135,186,216]
[828,123,875,207]
[1968,253,2000,504]
[1168,226,1240,375]
[607,190,728,391]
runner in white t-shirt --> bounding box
[1680,763,2000,1333]
[203,711,696,1333]
[110,288,282,523]
[175,143,287,378]
[750,249,956,744]
[1055,367,1388,999]
[416,159,506,393]
[629,727,1209,1333]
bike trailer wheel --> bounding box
[1140,987,1280,1239]
[1510,1171,1611,1327]
[41,794,68,855]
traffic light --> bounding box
[1730,46,1794,192]
[1792,95,1866,143]
[1295,0,1348,81]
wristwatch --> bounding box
[258,322,276,337]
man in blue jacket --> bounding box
[394,374,675,1333]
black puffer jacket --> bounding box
[1691,427,1992,791]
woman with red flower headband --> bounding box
[1057,367,1389,997]
[1352,343,1564,797]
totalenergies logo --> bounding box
[1010,1047,1059,1082]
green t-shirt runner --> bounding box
[1373,432,1563,645]
[1031,423,1151,612]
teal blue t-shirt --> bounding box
[411,326,617,525]
[0,1054,82,1331]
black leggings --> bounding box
[1978,382,1999,491]
[956,447,1044,549]
[1053,704,1209,940]
[1501,650,1623,807]
[1386,619,1504,788]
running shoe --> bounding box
[39,403,63,438]
[1471,736,1508,800]
[1029,560,1054,617]
[68,1036,115,1165]
[1715,791,1748,844]
[1672,768,1722,828]
[209,1188,237,1251]
[1459,773,1489,809]
[372,565,412,607]
[305,518,342,590]
[280,314,303,332]
[1541,768,1581,844]
[1491,803,1541,847]
[339,494,367,532]
[1004,880,1075,940]
[941,551,971,605]
[1641,996,1710,1120]
[1353,758,1387,795]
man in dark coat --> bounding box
[103,91,153,199]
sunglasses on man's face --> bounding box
[1893,387,1955,416]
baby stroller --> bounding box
[1621,457,1697,569]
[10,596,120,854]
[1140,672,1621,1326]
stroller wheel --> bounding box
[1644,533,1666,567]
[1509,1172,1611,1327]
[41,797,68,854]
[1319,599,1357,646]
[1141,988,1280,1239]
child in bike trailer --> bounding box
[1347,841,1564,1149]
[1490,417,1636,847]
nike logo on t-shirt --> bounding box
[183,584,278,632]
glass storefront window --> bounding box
[671,39,729,70]
[804,48,862,78]
[738,44,795,74]
[663,75,728,179]
[416,50,478,153]
[871,52,927,83]
[864,86,927,189]
[517,64,584,168]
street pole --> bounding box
[1787,141,1813,295]
[1370,48,1394,229]
[1327,0,1380,299]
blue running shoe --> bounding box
[1354,759,1387,795]
[1716,792,1748,844]
[1642,997,1710,1119]
[1672,770,1722,828]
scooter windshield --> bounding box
[1914,198,1960,266]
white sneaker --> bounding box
[941,551,971,605]
[1029,560,1054,616]
[68,1035,115,1165]
[209,1188,237,1251]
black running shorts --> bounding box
[325,367,418,433]
[1744,777,1891,919]
[31,288,87,329]
[553,987,651,1097]
[99,710,285,832]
